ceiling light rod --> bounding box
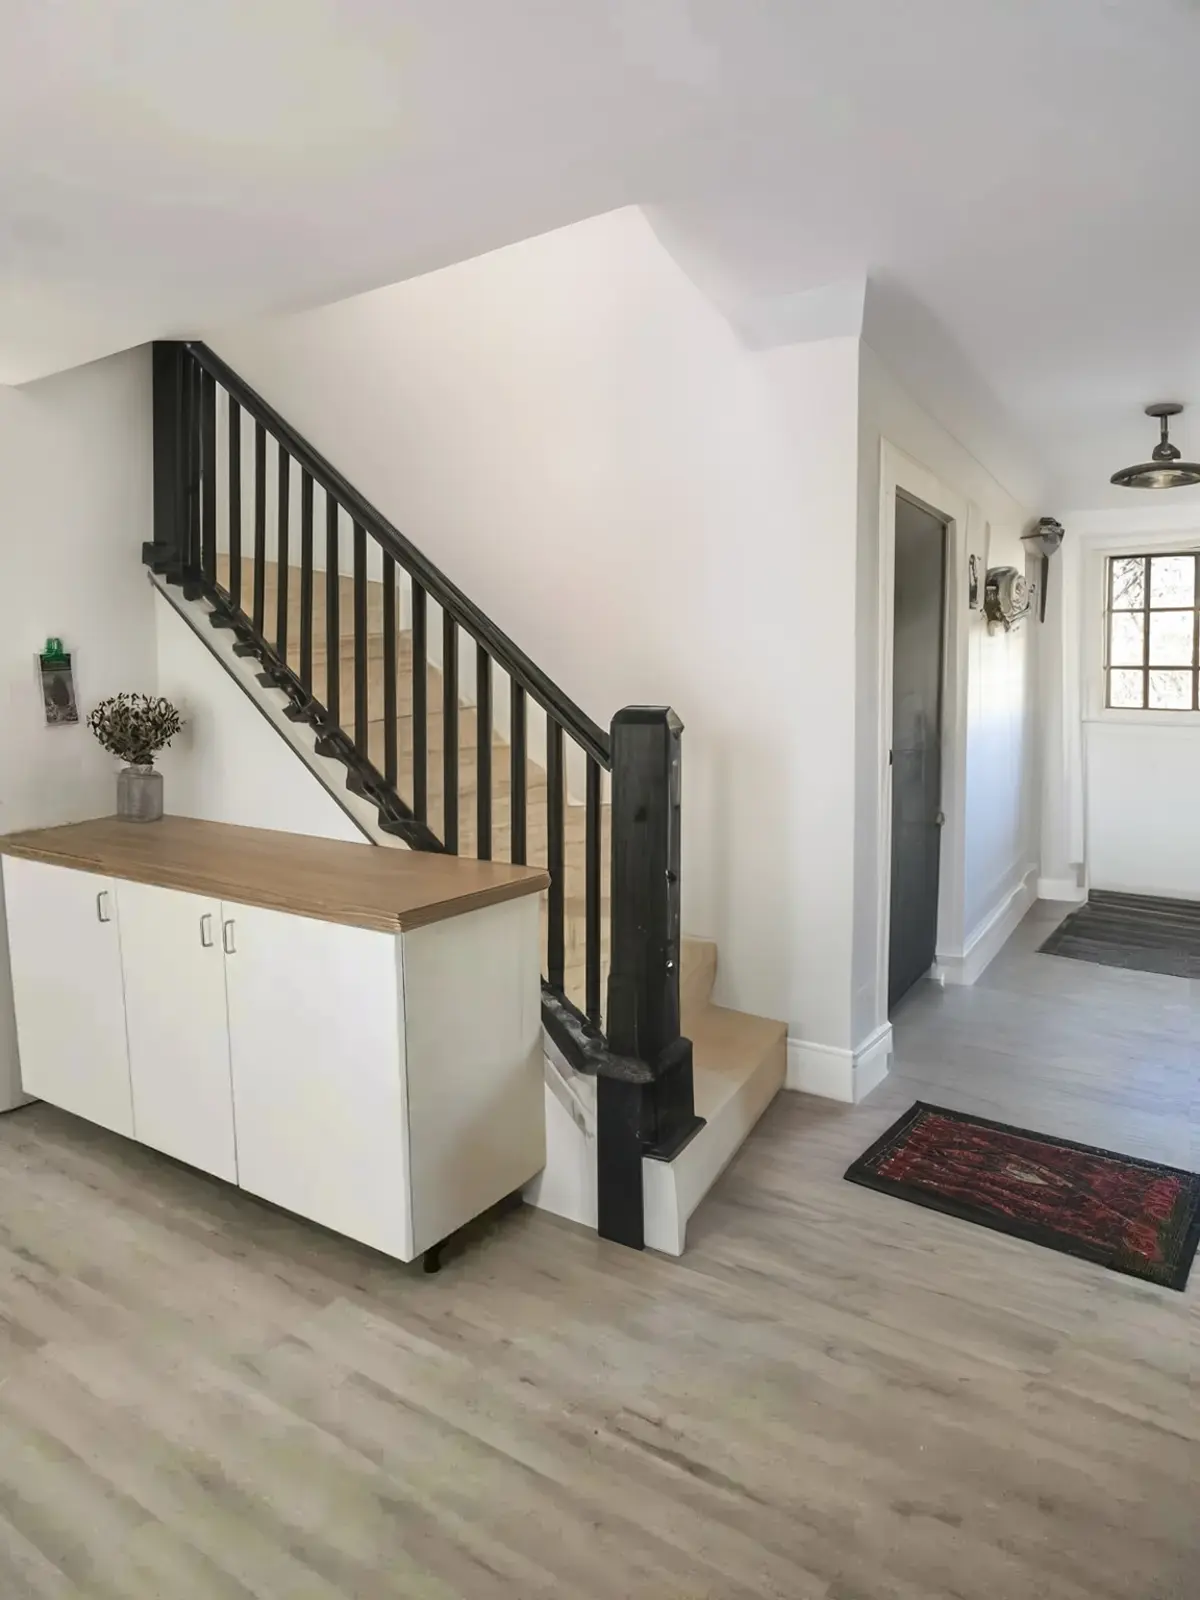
[1111,402,1200,490]
[1148,401,1183,462]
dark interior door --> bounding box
[889,496,946,1010]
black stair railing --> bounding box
[146,339,701,1248]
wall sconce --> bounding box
[1021,516,1065,623]
[983,566,1032,634]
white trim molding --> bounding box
[1037,876,1086,903]
[935,864,1037,986]
[786,1022,892,1103]
[873,440,972,1039]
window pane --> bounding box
[1109,669,1144,708]
[1150,554,1195,607]
[1149,670,1192,710]
[1149,610,1194,666]
[1109,611,1144,666]
[1110,557,1145,609]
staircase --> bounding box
[217,555,614,1019]
[148,339,786,1255]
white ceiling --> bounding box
[4,0,1200,508]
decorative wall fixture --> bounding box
[983,566,1031,634]
[1021,516,1065,623]
[37,637,79,726]
[968,553,980,610]
[1111,404,1200,490]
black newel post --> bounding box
[144,342,189,581]
[598,706,703,1249]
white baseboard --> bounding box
[786,1021,892,1103]
[786,1038,853,1100]
[936,865,1037,987]
[1037,876,1086,903]
[853,1022,892,1100]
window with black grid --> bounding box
[1106,553,1200,711]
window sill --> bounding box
[1085,709,1200,727]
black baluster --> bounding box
[227,395,241,607]
[382,554,397,787]
[476,644,492,860]
[186,358,201,578]
[510,681,527,865]
[252,421,266,633]
[353,522,368,755]
[200,369,216,585]
[325,497,340,724]
[547,720,565,990]
[412,584,427,821]
[275,448,290,657]
[299,471,313,693]
[586,755,602,1024]
[442,611,459,852]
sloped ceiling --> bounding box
[4,0,1200,507]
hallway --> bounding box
[882,897,1200,1170]
[0,900,1195,1599]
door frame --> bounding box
[875,441,972,1024]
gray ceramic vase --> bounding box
[117,764,164,823]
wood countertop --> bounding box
[0,816,550,934]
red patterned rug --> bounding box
[845,1103,1200,1290]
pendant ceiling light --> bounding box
[1111,403,1200,490]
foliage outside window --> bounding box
[1106,554,1200,711]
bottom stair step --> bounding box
[689,1006,788,1124]
[641,1003,787,1257]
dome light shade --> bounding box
[1111,403,1200,489]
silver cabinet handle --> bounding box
[96,890,111,924]
[200,913,214,948]
[222,918,236,955]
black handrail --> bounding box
[183,341,611,769]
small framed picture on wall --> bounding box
[37,639,79,726]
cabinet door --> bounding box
[117,880,237,1182]
[222,902,412,1259]
[1,858,133,1136]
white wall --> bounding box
[0,346,156,1107]
[1086,723,1200,896]
[154,591,362,842]
[754,340,862,1052]
[209,209,864,1048]
[856,344,1039,1043]
[1045,507,1200,901]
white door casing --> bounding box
[875,440,971,1025]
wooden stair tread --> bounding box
[688,1005,787,1122]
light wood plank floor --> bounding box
[0,900,1195,1598]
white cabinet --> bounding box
[2,857,133,1137]
[1,829,545,1265]
[117,881,236,1183]
[402,895,544,1252]
[222,901,412,1259]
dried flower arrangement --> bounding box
[86,693,183,769]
